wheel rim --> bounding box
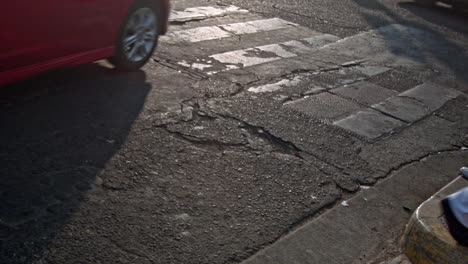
[123,7,157,62]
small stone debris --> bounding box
[173,213,191,221]
[402,206,413,213]
[95,176,103,186]
[341,200,350,207]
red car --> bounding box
[0,0,170,86]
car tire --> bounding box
[109,0,160,71]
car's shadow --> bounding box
[0,63,151,262]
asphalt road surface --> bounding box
[1,1,468,263]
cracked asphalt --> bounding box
[1,1,468,263]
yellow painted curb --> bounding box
[403,177,468,264]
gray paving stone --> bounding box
[332,81,397,106]
[373,96,431,123]
[367,68,423,93]
[285,93,362,121]
[399,82,463,111]
[334,109,406,139]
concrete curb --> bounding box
[242,151,468,264]
[403,177,468,264]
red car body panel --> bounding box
[0,0,170,86]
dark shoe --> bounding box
[441,198,468,247]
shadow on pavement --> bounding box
[400,2,468,34]
[352,0,468,85]
[0,63,151,262]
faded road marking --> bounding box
[248,75,305,93]
[210,49,281,69]
[169,5,248,22]
[208,43,296,70]
[173,33,341,74]
[220,18,297,35]
[162,18,298,43]
[162,26,232,43]
[303,34,341,48]
[205,35,339,72]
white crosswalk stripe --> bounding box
[220,18,298,35]
[161,18,298,43]
[188,36,339,74]
[160,5,342,75]
[162,26,232,43]
[169,5,248,22]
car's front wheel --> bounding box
[109,1,159,71]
